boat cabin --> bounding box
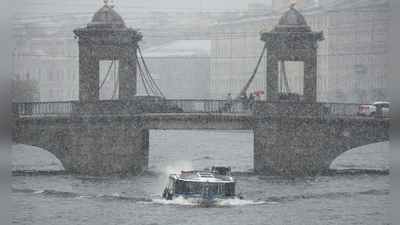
[162,166,242,200]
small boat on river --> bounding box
[162,166,243,201]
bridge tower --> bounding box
[254,2,327,176]
[260,1,323,101]
[73,0,142,101]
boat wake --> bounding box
[143,196,276,207]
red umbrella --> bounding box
[253,90,265,95]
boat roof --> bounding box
[169,170,235,183]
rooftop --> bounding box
[141,40,211,58]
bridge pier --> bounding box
[253,112,389,176]
[253,116,331,176]
[13,116,150,174]
[65,119,149,174]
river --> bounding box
[12,130,389,225]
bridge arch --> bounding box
[329,141,389,170]
[12,144,65,171]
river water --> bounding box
[12,130,389,225]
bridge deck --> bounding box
[12,100,384,118]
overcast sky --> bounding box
[13,0,273,16]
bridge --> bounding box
[12,100,389,176]
[12,2,389,176]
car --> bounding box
[131,94,167,101]
[357,101,389,117]
[131,95,184,113]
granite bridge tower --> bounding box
[73,0,142,101]
[261,1,324,101]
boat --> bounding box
[162,166,243,201]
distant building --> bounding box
[248,4,268,14]
[12,25,80,102]
[140,40,211,99]
[210,0,389,103]
[325,0,389,103]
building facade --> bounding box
[12,29,80,102]
[326,0,389,102]
[210,0,389,103]
[140,40,211,99]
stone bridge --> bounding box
[12,3,389,176]
[12,100,389,176]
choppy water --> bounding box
[12,130,389,225]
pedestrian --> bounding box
[224,93,232,112]
[241,93,248,111]
[248,93,255,112]
[249,93,254,101]
[254,94,260,101]
[241,93,248,101]
[225,93,232,101]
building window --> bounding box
[49,71,54,81]
[49,89,53,99]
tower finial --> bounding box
[110,1,115,8]
[104,0,109,4]
[289,0,296,8]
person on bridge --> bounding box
[241,93,248,112]
[248,93,255,112]
[226,93,232,101]
[224,93,233,112]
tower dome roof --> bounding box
[274,8,310,32]
[88,4,126,29]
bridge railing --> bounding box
[12,100,364,117]
[253,101,362,116]
[323,102,361,116]
[170,100,363,116]
[13,101,73,116]
[170,100,246,113]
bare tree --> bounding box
[12,73,40,102]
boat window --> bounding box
[174,180,188,194]
[174,181,236,196]
[225,183,235,196]
[174,181,203,194]
[187,182,203,194]
[204,183,216,195]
